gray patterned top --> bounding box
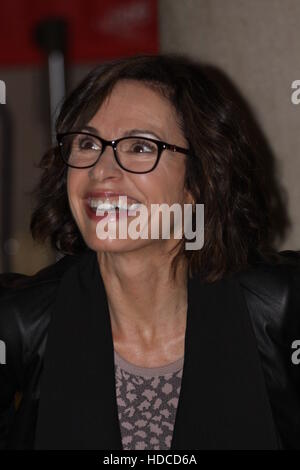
[114,349,184,450]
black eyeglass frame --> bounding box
[56,131,194,174]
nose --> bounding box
[88,144,122,179]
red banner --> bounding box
[0,0,158,65]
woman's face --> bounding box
[67,79,193,255]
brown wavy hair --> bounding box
[30,53,280,282]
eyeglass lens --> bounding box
[60,133,159,172]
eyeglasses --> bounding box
[56,131,193,174]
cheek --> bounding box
[141,161,185,204]
[66,169,82,214]
[66,170,74,207]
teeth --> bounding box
[88,197,141,211]
[97,202,115,210]
[128,203,141,211]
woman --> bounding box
[0,54,299,450]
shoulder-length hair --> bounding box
[30,53,279,282]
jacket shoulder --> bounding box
[236,250,300,448]
[0,253,82,384]
[237,249,300,300]
[236,249,300,332]
[0,253,81,294]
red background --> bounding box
[0,0,158,65]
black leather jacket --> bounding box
[0,249,300,450]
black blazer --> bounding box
[0,248,300,450]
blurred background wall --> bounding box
[0,0,299,274]
[159,0,300,251]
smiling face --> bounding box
[67,79,193,256]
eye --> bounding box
[76,136,101,151]
[124,138,157,154]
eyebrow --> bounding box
[80,125,163,141]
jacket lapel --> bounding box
[35,250,279,450]
[35,249,123,449]
[170,268,279,449]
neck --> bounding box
[97,247,188,350]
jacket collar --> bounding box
[35,249,279,449]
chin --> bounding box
[83,234,150,254]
